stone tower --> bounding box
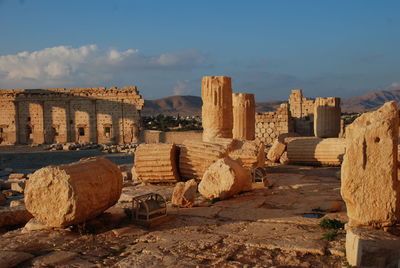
[201,76,233,142]
[232,93,255,140]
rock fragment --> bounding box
[199,157,252,200]
[171,179,197,207]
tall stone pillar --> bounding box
[232,93,255,140]
[313,97,341,138]
[201,76,233,142]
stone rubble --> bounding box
[171,179,198,207]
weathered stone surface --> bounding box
[267,133,299,162]
[179,138,234,180]
[199,157,252,200]
[201,76,233,142]
[134,143,180,183]
[341,101,400,227]
[286,137,345,166]
[25,157,122,227]
[10,199,24,207]
[8,173,25,180]
[171,179,197,207]
[31,251,78,266]
[0,206,33,227]
[267,139,286,162]
[0,251,34,268]
[232,93,255,140]
[279,151,289,165]
[346,226,400,267]
[11,181,24,193]
[22,218,50,233]
[228,140,265,169]
[314,97,341,138]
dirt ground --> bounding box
[0,147,348,267]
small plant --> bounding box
[211,198,221,204]
[323,230,338,241]
[319,218,344,229]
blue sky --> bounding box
[0,0,399,101]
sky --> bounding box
[0,0,400,101]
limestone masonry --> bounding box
[0,86,144,145]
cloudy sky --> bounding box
[0,0,400,101]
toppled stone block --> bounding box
[179,139,234,180]
[0,251,34,268]
[286,137,345,166]
[199,157,252,200]
[11,181,25,193]
[134,143,180,183]
[25,157,122,227]
[267,133,299,162]
[10,199,24,207]
[341,101,400,227]
[279,151,289,165]
[228,140,265,169]
[172,179,197,207]
[346,226,400,267]
[0,206,33,227]
[8,173,25,180]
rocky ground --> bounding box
[0,147,347,267]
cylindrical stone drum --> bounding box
[25,157,122,227]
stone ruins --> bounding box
[2,74,400,267]
[0,86,144,145]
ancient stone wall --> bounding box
[288,89,315,136]
[255,103,294,145]
[0,86,144,145]
[141,130,203,144]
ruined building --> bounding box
[0,86,144,145]
[255,89,341,145]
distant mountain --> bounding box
[142,88,400,116]
[142,95,285,116]
[142,95,202,116]
[341,88,400,113]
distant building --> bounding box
[0,86,144,145]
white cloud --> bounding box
[0,45,205,89]
[173,80,194,95]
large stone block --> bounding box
[286,137,345,166]
[171,179,197,207]
[229,140,265,169]
[179,138,234,180]
[341,101,400,227]
[314,97,341,138]
[232,93,255,140]
[25,157,122,227]
[198,157,252,200]
[201,76,233,142]
[346,226,400,267]
[134,143,180,183]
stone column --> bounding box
[313,97,341,138]
[201,76,233,142]
[232,93,255,140]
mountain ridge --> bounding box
[142,88,400,116]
